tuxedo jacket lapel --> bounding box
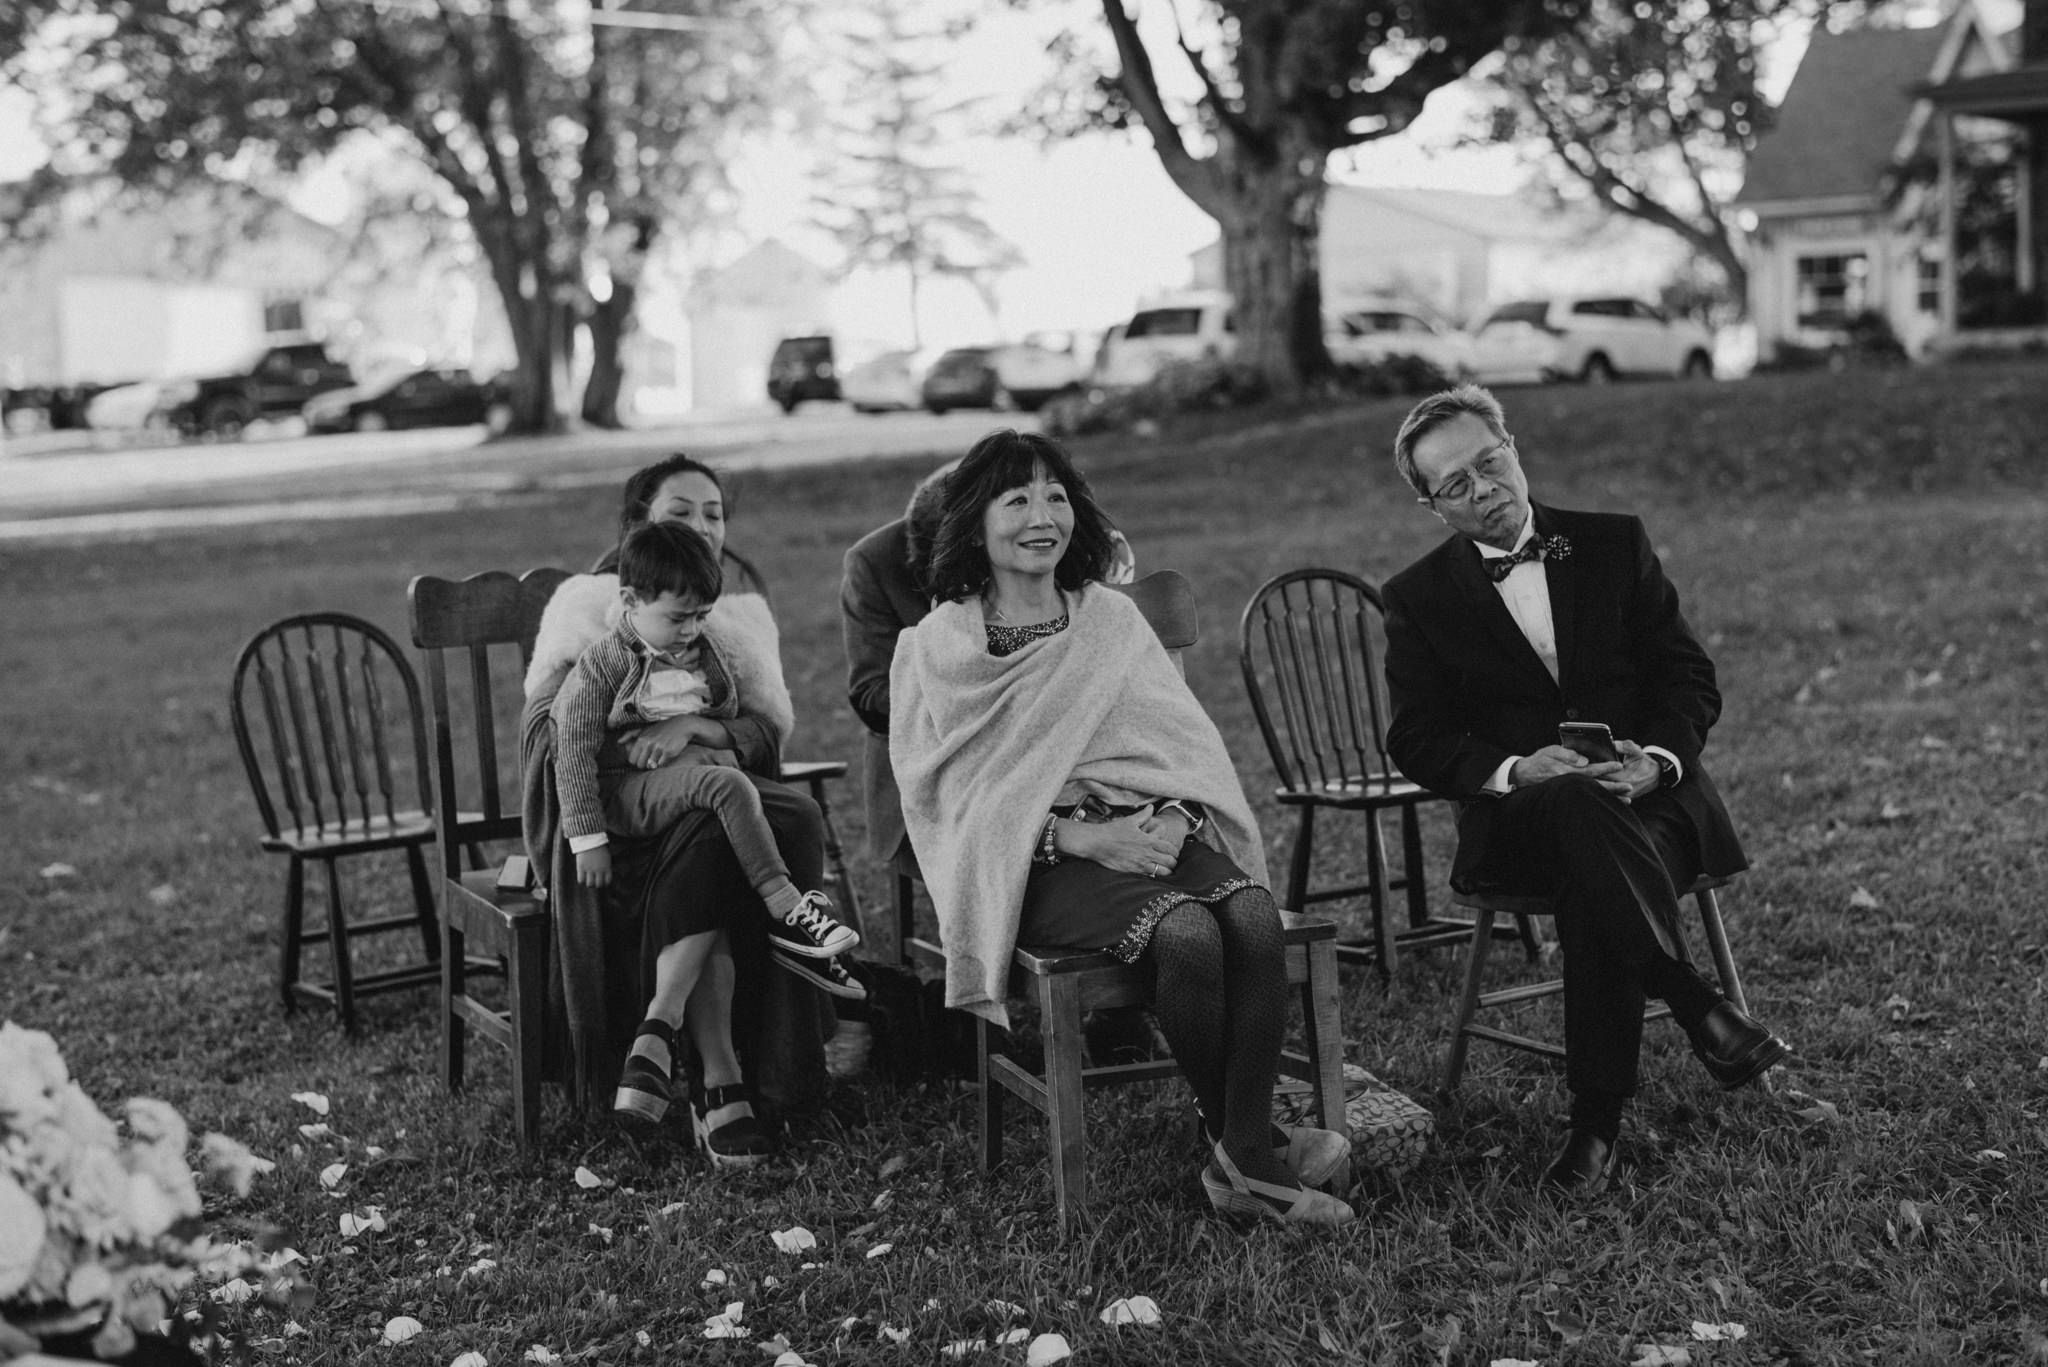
[1534,505,1579,694]
[1447,536,1558,693]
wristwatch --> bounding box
[1652,753,1680,789]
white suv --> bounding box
[1468,297,1715,384]
[1096,293,1236,388]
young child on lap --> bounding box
[551,520,863,1000]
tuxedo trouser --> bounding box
[1471,772,1704,1097]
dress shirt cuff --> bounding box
[1643,745,1682,786]
[1483,756,1521,795]
[567,832,609,854]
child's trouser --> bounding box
[602,761,815,896]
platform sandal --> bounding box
[691,1080,773,1169]
[613,1018,677,1124]
[1205,1140,1354,1227]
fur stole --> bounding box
[525,573,795,744]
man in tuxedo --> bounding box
[1380,385,1789,1194]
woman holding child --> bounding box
[888,429,1354,1226]
[523,454,846,1167]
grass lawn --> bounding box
[5,358,2047,1365]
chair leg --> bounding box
[1040,974,1089,1239]
[442,919,467,1094]
[1514,912,1543,964]
[1285,806,1315,912]
[403,843,441,963]
[1301,938,1348,1139]
[279,855,306,1013]
[802,777,861,930]
[1398,804,1431,931]
[895,874,918,968]
[508,913,548,1150]
[1439,908,1497,1095]
[321,857,359,1033]
[1694,887,1749,1015]
[1364,812,1397,977]
[977,1016,1005,1173]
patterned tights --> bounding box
[1145,885,1293,1186]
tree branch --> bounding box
[1166,0,1259,153]
[1098,0,1224,216]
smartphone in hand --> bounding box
[1558,721,1619,764]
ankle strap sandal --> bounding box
[691,1081,772,1169]
[613,1019,678,1125]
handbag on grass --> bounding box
[1271,1061,1434,1179]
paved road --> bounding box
[0,406,1024,543]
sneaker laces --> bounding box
[787,891,838,939]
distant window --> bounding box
[263,298,304,334]
[1126,308,1202,338]
[1482,301,1551,329]
[1796,253,1870,330]
[1916,256,1940,314]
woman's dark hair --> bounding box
[618,453,727,541]
[617,521,723,604]
[923,429,1116,602]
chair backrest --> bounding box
[1110,569,1199,667]
[230,612,433,841]
[1238,568,1400,792]
[407,568,572,873]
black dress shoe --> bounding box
[1540,1128,1619,1195]
[1684,1000,1791,1091]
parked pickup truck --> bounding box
[160,341,356,438]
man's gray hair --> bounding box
[1392,384,1509,496]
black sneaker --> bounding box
[773,950,867,1000]
[769,890,860,959]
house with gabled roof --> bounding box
[1735,0,2015,359]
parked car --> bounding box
[303,366,507,434]
[766,335,840,413]
[83,382,175,432]
[150,341,356,438]
[989,336,1090,410]
[1096,293,1236,388]
[1324,304,1474,379]
[919,347,1007,414]
[1466,297,1716,384]
[840,348,929,413]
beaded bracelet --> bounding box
[1035,812,1061,866]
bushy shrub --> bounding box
[1328,352,1455,397]
[1040,358,1269,439]
[1757,310,1906,373]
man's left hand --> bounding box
[1606,740,1662,803]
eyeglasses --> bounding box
[1421,435,1516,505]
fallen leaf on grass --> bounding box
[381,1316,424,1345]
[942,1339,986,1358]
[572,1166,604,1190]
[1690,1321,1748,1342]
[1878,800,1908,822]
[986,1300,1026,1321]
[1480,1145,1505,1159]
[701,1269,729,1290]
[702,1302,747,1339]
[996,1328,1029,1346]
[523,1349,559,1364]
[298,1123,331,1141]
[1099,1296,1162,1326]
[587,1223,613,1244]
[771,1226,818,1253]
[292,1092,331,1117]
[339,1208,386,1237]
[38,863,77,880]
[880,1326,910,1345]
[634,1330,650,1348]
[210,1280,256,1305]
[1026,1334,1073,1366]
[1628,1346,1690,1366]
[865,1243,893,1259]
[772,1354,810,1367]
[462,1259,496,1280]
[1846,886,1881,911]
[319,1162,348,1190]
[879,1154,908,1179]
[1882,994,1912,1022]
[1491,1359,1539,1367]
[1974,1149,2007,1161]
[451,1354,488,1367]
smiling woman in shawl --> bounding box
[888,429,1354,1228]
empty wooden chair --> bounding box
[230,612,447,1033]
[1239,568,1535,975]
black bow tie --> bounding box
[1484,534,1572,583]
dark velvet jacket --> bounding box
[1381,502,1748,892]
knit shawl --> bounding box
[523,572,795,744]
[889,584,1268,1026]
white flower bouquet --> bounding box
[0,1022,299,1362]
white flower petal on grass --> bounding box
[659,1201,686,1217]
[451,1354,488,1367]
[865,1242,893,1259]
[319,1162,349,1190]
[1629,1346,1692,1367]
[587,1223,614,1244]
[634,1330,650,1348]
[1099,1296,1163,1326]
[572,1166,604,1190]
[1847,886,1881,910]
[1490,1360,1539,1367]
[880,1325,911,1345]
[700,1268,729,1290]
[210,1279,256,1305]
[773,1354,809,1367]
[1026,1334,1073,1366]
[996,1328,1030,1346]
[879,1154,908,1179]
[381,1316,424,1345]
[291,1092,331,1117]
[339,1207,386,1237]
[762,1275,781,1289]
[463,1259,497,1280]
[522,1349,559,1364]
[38,862,77,879]
[987,1300,1026,1321]
[942,1339,986,1358]
[1975,1149,2007,1161]
[365,1145,388,1159]
[1689,1322,1747,1342]
[299,1123,332,1140]
[771,1226,818,1253]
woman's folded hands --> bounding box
[1059,806,1186,877]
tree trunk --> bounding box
[581,280,634,428]
[1215,147,1330,399]
[475,220,560,435]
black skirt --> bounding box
[1018,838,1263,964]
